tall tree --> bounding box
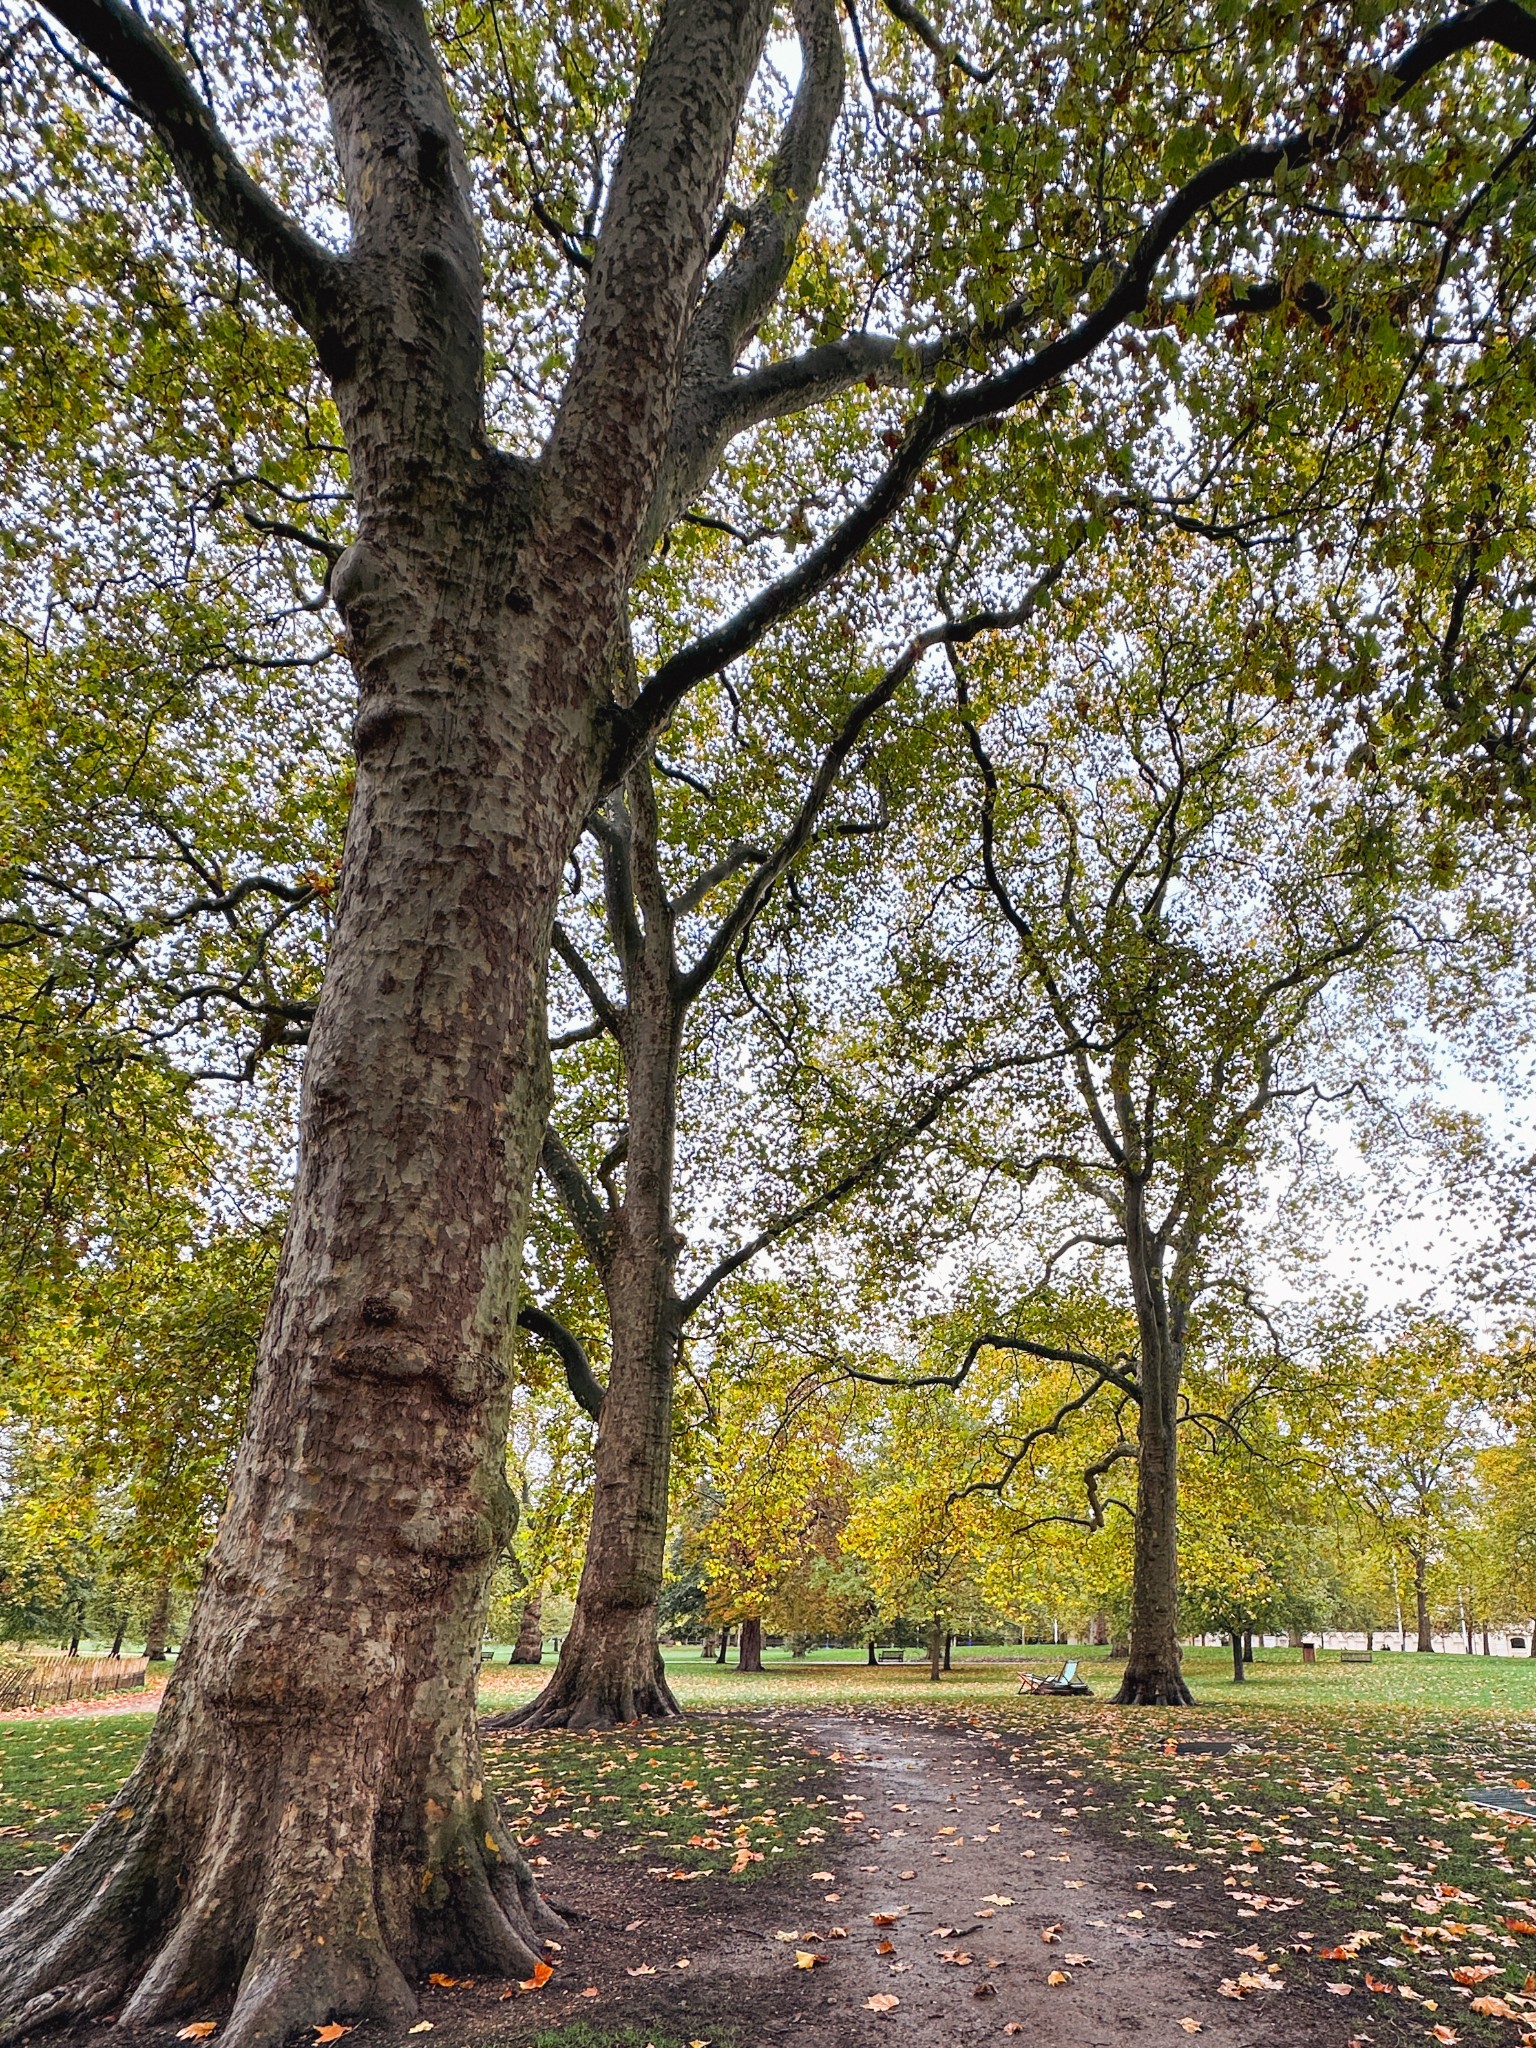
[7,0,1536,2034]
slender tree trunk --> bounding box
[1242,1630,1253,1664]
[1091,1612,1109,1647]
[1415,1552,1434,1652]
[867,1640,877,1666]
[928,1615,943,1682]
[109,1623,126,1661]
[1231,1633,1245,1683]
[943,1631,953,1672]
[737,1617,763,1672]
[1366,1628,1375,1653]
[142,1579,172,1663]
[1482,1623,1491,1656]
[1287,1625,1302,1649]
[1113,1216,1194,1706]
[700,1633,717,1660]
[717,1630,730,1664]
[510,1591,544,1665]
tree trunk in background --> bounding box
[928,1616,943,1682]
[1113,1197,1194,1707]
[1231,1634,1245,1683]
[943,1632,953,1672]
[700,1634,717,1660]
[1090,1613,1109,1647]
[109,1623,126,1661]
[1482,1624,1491,1656]
[1414,1553,1434,1651]
[717,1630,730,1665]
[142,1580,172,1663]
[1366,1629,1375,1653]
[1287,1625,1302,1649]
[867,1640,877,1666]
[511,1592,544,1665]
[1242,1631,1253,1663]
[737,1618,763,1673]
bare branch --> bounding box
[551,921,625,1041]
[877,0,998,82]
[518,1304,606,1422]
[42,0,343,335]
[539,1126,614,1271]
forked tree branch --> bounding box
[611,0,1536,778]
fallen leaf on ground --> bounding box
[518,1960,554,1992]
[426,1976,468,1989]
[1431,2028,1458,2044]
[864,1993,900,2012]
[876,1939,895,1955]
[899,1870,916,1880]
[176,2026,216,2040]
[794,1951,828,1970]
[810,1871,835,1881]
[1326,1983,1353,1996]
[973,1982,997,1998]
[408,2025,433,2035]
[870,1911,907,1926]
[1178,2024,1202,2036]
[625,1964,657,1978]
[1048,1971,1069,1986]
[312,2029,352,2044]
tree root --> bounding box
[1111,1664,1196,1706]
[489,1653,683,1732]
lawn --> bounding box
[5,1641,1534,2035]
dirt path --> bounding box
[471,1709,1357,2047]
[14,1707,1372,2047]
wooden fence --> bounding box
[0,1654,150,1711]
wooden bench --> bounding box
[878,1649,906,1663]
[1339,1648,1373,1664]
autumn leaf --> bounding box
[625,1964,657,1979]
[407,2025,433,2035]
[876,1939,895,1955]
[176,2025,217,2040]
[1504,1919,1536,1936]
[518,1961,554,1992]
[869,1911,906,1926]
[864,1993,900,2012]
[1048,1971,1069,1986]
[1179,2024,1202,2036]
[1430,2028,1458,2044]
[794,1951,827,1970]
[426,1975,467,1989]
[312,2027,352,2044]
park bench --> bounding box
[878,1649,906,1663]
[1018,1658,1092,1697]
[1339,1648,1374,1664]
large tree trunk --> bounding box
[0,0,782,2038]
[737,1616,764,1672]
[142,1579,172,1663]
[510,1591,544,1665]
[0,583,585,2041]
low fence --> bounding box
[0,1654,150,1711]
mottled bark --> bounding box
[737,1616,764,1672]
[511,1592,544,1665]
[0,0,777,2034]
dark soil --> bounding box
[8,1708,1460,2047]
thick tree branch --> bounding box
[517,1305,606,1422]
[539,1126,614,1271]
[551,921,625,1041]
[40,0,343,335]
[611,0,1536,777]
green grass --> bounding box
[518,2028,728,2048]
[477,1639,1536,1716]
[481,1714,838,1883]
[0,1713,157,1876]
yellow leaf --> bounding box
[1047,1970,1069,1986]
[794,1950,827,1970]
[408,2025,433,2035]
